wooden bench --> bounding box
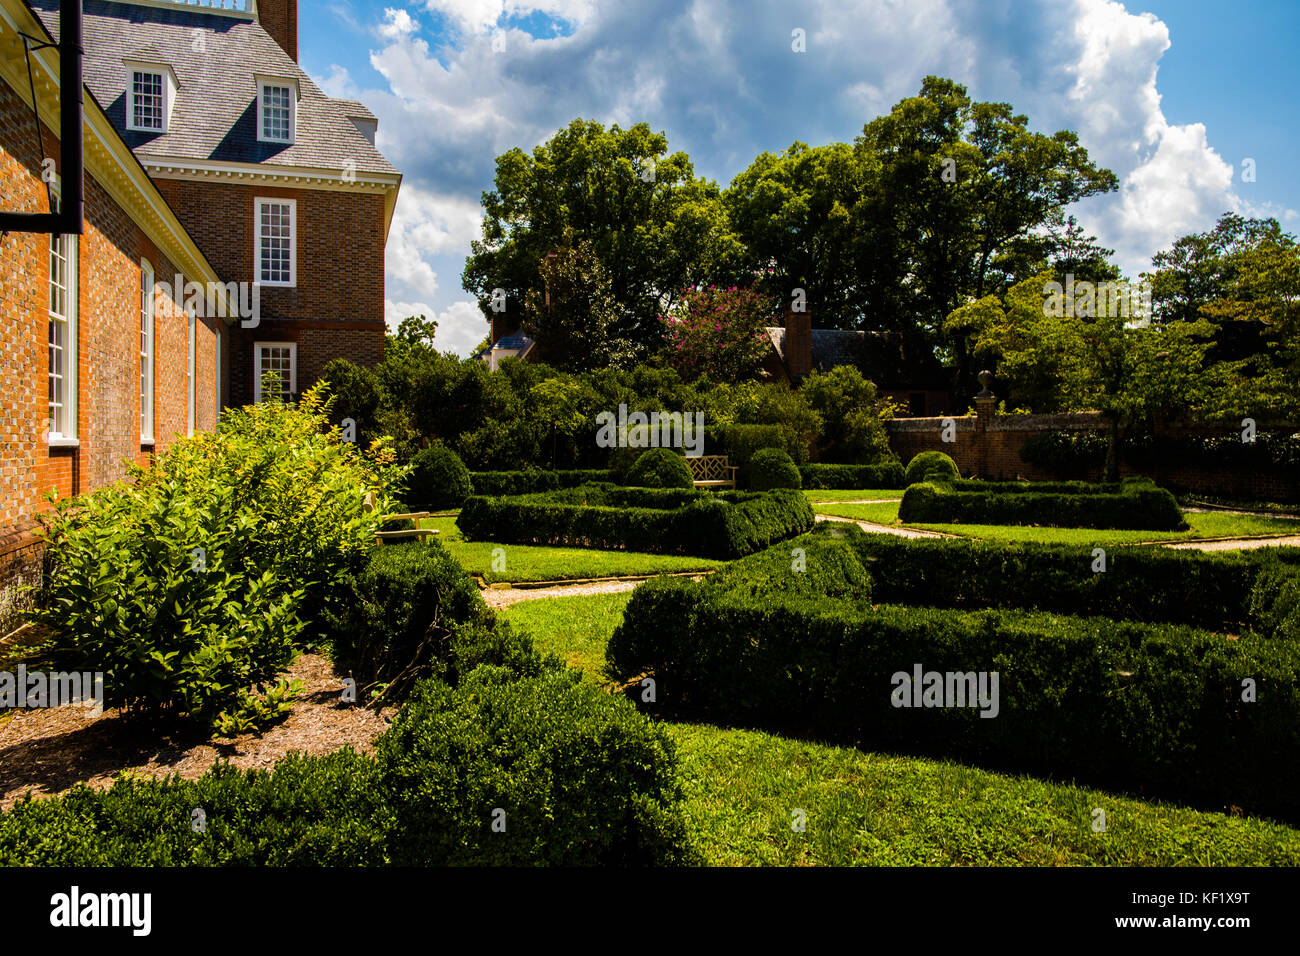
[364,492,441,545]
[686,455,738,489]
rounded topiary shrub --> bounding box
[405,446,472,509]
[625,448,694,489]
[748,447,802,491]
[905,450,960,486]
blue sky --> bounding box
[299,0,1300,356]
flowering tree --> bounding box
[661,285,777,383]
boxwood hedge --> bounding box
[469,469,615,497]
[897,477,1187,530]
[799,461,906,489]
[607,576,1300,819]
[457,483,814,559]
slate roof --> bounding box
[31,0,398,176]
[765,326,950,389]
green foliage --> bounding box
[457,484,814,559]
[375,670,691,865]
[405,446,473,510]
[30,386,402,727]
[661,285,777,383]
[608,576,1300,819]
[323,541,494,703]
[801,365,895,463]
[748,448,801,491]
[1248,564,1300,642]
[626,448,695,489]
[707,531,872,606]
[469,469,614,496]
[904,451,960,485]
[799,461,906,489]
[1018,429,1109,476]
[897,478,1187,531]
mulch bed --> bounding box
[0,653,391,811]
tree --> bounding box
[801,365,894,463]
[660,285,776,383]
[463,119,743,353]
[522,229,631,372]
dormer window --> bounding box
[257,77,298,144]
[124,62,178,134]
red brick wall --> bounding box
[258,0,299,62]
[0,80,221,554]
[152,178,386,407]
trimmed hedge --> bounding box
[799,461,906,489]
[607,577,1300,819]
[626,448,695,489]
[405,446,473,510]
[707,531,873,606]
[905,451,959,485]
[897,477,1187,530]
[457,483,814,559]
[835,523,1300,633]
[469,469,614,497]
[748,448,801,491]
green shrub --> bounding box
[709,423,791,472]
[799,461,905,489]
[607,579,1300,819]
[897,478,1187,530]
[904,451,960,485]
[1018,430,1108,477]
[469,469,613,496]
[1249,564,1300,641]
[707,532,872,606]
[29,386,401,727]
[748,448,801,491]
[324,541,495,703]
[626,448,695,489]
[375,670,691,865]
[405,446,473,510]
[457,484,814,559]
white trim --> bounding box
[187,312,196,436]
[215,326,222,420]
[253,341,297,403]
[124,62,178,134]
[47,232,79,443]
[254,197,296,287]
[140,258,155,442]
[256,77,297,145]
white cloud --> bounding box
[420,0,596,35]
[385,185,485,306]
[386,298,488,355]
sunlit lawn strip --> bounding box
[501,591,1300,867]
[803,489,906,503]
[422,515,723,582]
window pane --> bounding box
[48,235,67,434]
[132,71,164,130]
[257,202,292,283]
[261,85,291,140]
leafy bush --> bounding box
[626,448,695,489]
[324,541,495,703]
[802,365,895,463]
[405,446,473,510]
[1019,429,1108,477]
[469,469,614,496]
[709,423,792,473]
[457,484,814,559]
[1248,563,1300,642]
[376,670,691,865]
[707,531,872,606]
[748,448,801,491]
[608,578,1300,819]
[904,451,960,485]
[897,478,1187,530]
[799,461,906,489]
[30,386,402,727]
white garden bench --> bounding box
[686,455,739,489]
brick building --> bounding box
[1,0,399,591]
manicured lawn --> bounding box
[802,488,906,502]
[423,515,723,582]
[502,591,1300,866]
[814,500,1300,544]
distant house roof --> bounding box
[32,0,398,177]
[484,333,535,370]
[765,326,951,390]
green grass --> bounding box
[814,500,1300,545]
[423,515,723,582]
[802,488,906,502]
[502,590,1300,866]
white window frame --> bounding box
[187,311,196,436]
[124,62,177,134]
[140,259,155,443]
[253,342,297,403]
[47,232,78,445]
[254,197,296,287]
[256,77,297,144]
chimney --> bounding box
[784,300,812,377]
[258,0,299,62]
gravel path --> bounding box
[816,514,950,538]
[481,579,645,608]
[1163,536,1300,552]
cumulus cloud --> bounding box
[386,298,487,355]
[338,0,1266,352]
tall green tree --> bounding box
[463,119,743,353]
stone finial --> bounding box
[976,370,994,399]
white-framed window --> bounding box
[254,342,296,403]
[254,197,296,286]
[256,78,296,144]
[48,232,78,442]
[125,63,177,133]
[140,259,155,442]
